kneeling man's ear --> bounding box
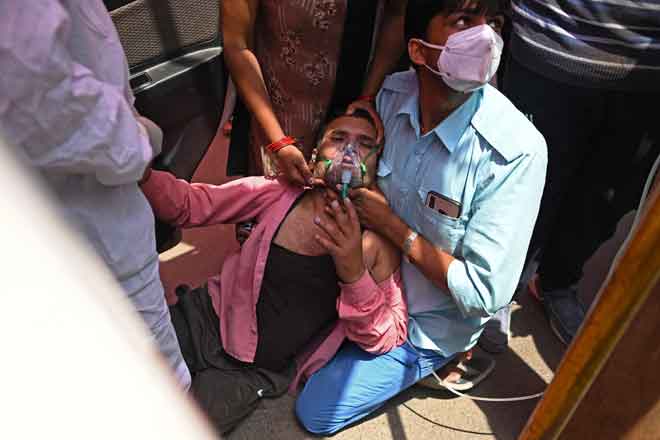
[408,39,427,68]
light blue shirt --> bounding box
[376,71,547,356]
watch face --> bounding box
[403,231,418,255]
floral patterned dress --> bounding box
[249,0,348,175]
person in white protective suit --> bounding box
[0,0,190,389]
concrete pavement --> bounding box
[225,294,562,440]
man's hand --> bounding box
[347,99,384,147]
[275,144,313,187]
[349,186,392,232]
[314,198,365,283]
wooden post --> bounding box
[518,185,660,440]
[560,280,660,439]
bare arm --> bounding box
[339,231,406,353]
[222,0,281,143]
[314,200,407,353]
[377,212,455,291]
[360,0,407,97]
[352,150,548,318]
[347,0,407,145]
[221,0,311,185]
[362,230,401,283]
[349,186,454,291]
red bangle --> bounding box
[356,94,375,102]
[266,136,297,153]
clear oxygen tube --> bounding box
[341,169,352,199]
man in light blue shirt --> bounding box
[296,0,546,435]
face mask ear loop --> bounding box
[412,38,445,73]
[312,157,333,181]
[424,64,445,77]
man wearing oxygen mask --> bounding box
[140,111,408,425]
[296,1,547,435]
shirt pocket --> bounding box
[415,186,464,255]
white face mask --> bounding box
[412,24,504,93]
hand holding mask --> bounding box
[312,139,378,195]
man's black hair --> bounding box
[404,0,504,42]
[321,108,377,134]
[327,108,375,128]
[315,108,377,146]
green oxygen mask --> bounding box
[315,141,378,198]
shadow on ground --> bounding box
[226,293,565,440]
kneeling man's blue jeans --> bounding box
[296,341,450,435]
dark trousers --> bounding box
[503,57,659,291]
[169,286,292,434]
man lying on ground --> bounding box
[140,110,407,433]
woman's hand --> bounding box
[347,99,384,147]
[314,198,365,284]
[275,145,313,187]
[348,186,392,232]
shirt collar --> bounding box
[397,85,482,154]
[396,88,422,136]
[434,91,481,153]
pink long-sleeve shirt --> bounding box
[141,171,408,391]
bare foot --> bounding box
[436,350,472,383]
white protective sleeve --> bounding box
[0,0,158,186]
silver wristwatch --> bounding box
[402,230,418,256]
